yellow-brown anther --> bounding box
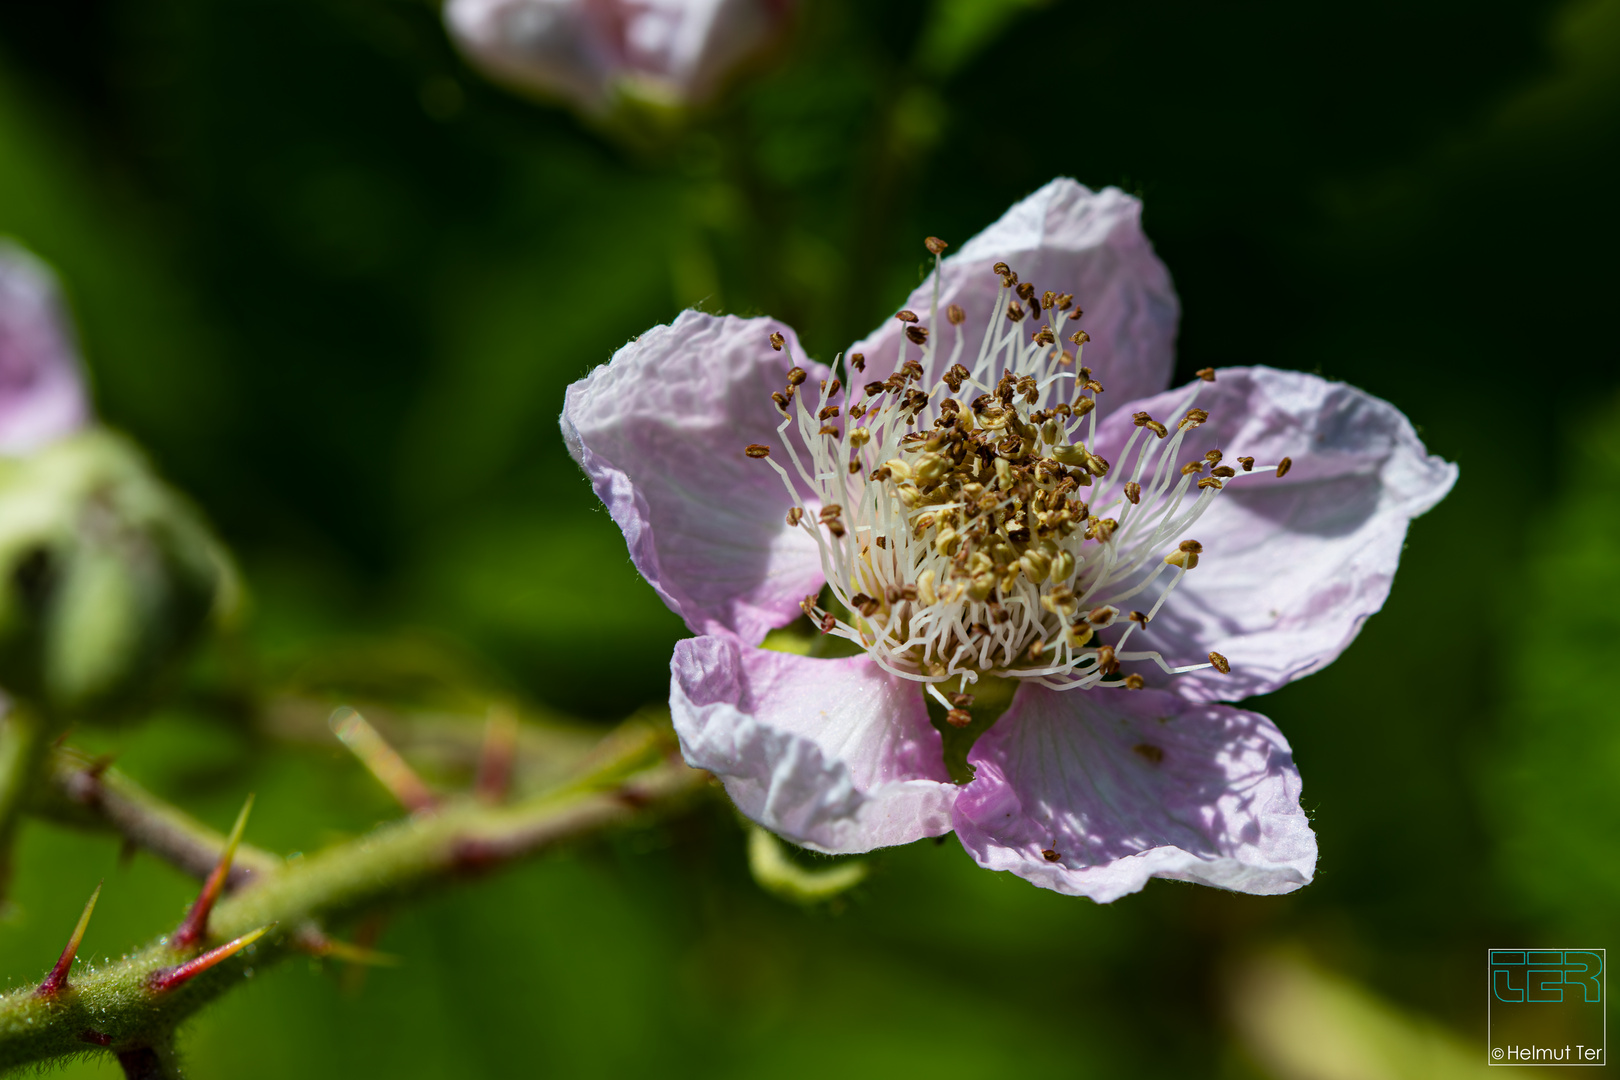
[851,593,881,617]
[819,612,837,633]
[1016,281,1035,301]
[1070,330,1091,345]
[1083,379,1104,394]
[1196,367,1216,382]
[896,309,919,323]
[1181,460,1205,475]
[1033,326,1056,345]
[1028,638,1046,662]
[771,392,788,410]
[1197,476,1223,490]
[769,332,785,351]
[945,709,973,729]
[1088,605,1118,627]
[1042,290,1056,310]
[949,692,974,708]
[1211,465,1235,478]
[1205,449,1223,464]
[1132,411,1152,427]
[1164,546,1200,569]
[818,405,840,420]
[851,352,866,371]
[906,326,928,345]
[992,261,1010,276]
[1182,408,1209,428]
[787,367,808,386]
[745,444,770,458]
[1096,646,1118,675]
[1041,848,1061,862]
[819,504,843,520]
[1124,481,1142,504]
[1145,420,1168,438]
[947,304,966,325]
[1007,301,1025,322]
[1238,456,1255,471]
[1072,397,1096,417]
[849,427,871,447]
[1128,610,1150,625]
[925,236,949,255]
[1179,539,1203,554]
[819,425,841,437]
[786,507,804,526]
[1208,651,1231,674]
[1124,674,1146,690]
[825,520,846,538]
[827,377,842,396]
[1056,293,1073,310]
[849,460,862,474]
[1276,456,1293,478]
[864,380,886,397]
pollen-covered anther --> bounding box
[1209,651,1231,674]
[818,405,840,421]
[1069,330,1090,345]
[1006,301,1025,322]
[1032,326,1055,346]
[851,352,866,372]
[1181,460,1204,475]
[1124,481,1142,504]
[818,425,840,438]
[1205,449,1223,464]
[945,709,972,729]
[1087,605,1119,628]
[1095,646,1119,675]
[1239,456,1255,471]
[770,392,788,411]
[1196,367,1216,382]
[1276,456,1293,478]
[947,304,966,325]
[1164,539,1203,569]
[1197,476,1223,490]
[1124,674,1146,690]
[786,507,803,526]
[1129,610,1150,626]
[745,444,770,458]
[896,309,919,323]
[905,325,928,345]
[1041,848,1061,862]
[769,332,785,351]
[1180,408,1209,430]
[1211,466,1236,478]
[925,236,949,255]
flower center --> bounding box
[748,254,1287,717]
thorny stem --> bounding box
[0,719,705,1073]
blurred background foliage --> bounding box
[0,0,1614,1075]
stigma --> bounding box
[748,244,1288,705]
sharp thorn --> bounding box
[171,794,254,950]
[296,926,400,967]
[36,881,102,997]
[329,707,437,814]
[148,924,274,993]
[475,704,520,804]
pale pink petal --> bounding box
[847,179,1178,418]
[1094,366,1457,701]
[446,0,792,113]
[671,634,956,853]
[0,242,91,453]
[953,684,1315,902]
[561,310,829,645]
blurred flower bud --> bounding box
[445,0,794,115]
[0,430,238,718]
[0,241,90,454]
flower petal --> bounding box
[0,242,91,454]
[953,684,1315,902]
[1095,366,1458,701]
[671,634,956,854]
[848,178,1178,418]
[562,310,829,645]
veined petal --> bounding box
[671,634,956,854]
[562,310,829,645]
[0,242,91,454]
[954,684,1315,902]
[1095,366,1457,701]
[848,179,1178,417]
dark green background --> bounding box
[0,0,1614,1075]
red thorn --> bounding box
[148,925,273,993]
[329,707,437,814]
[37,881,102,997]
[172,794,254,951]
[294,924,399,967]
[475,705,519,804]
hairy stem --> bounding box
[0,721,706,1072]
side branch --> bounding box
[31,748,283,885]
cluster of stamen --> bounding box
[746,239,1290,719]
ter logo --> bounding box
[1493,951,1604,1004]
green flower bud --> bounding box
[0,430,237,717]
